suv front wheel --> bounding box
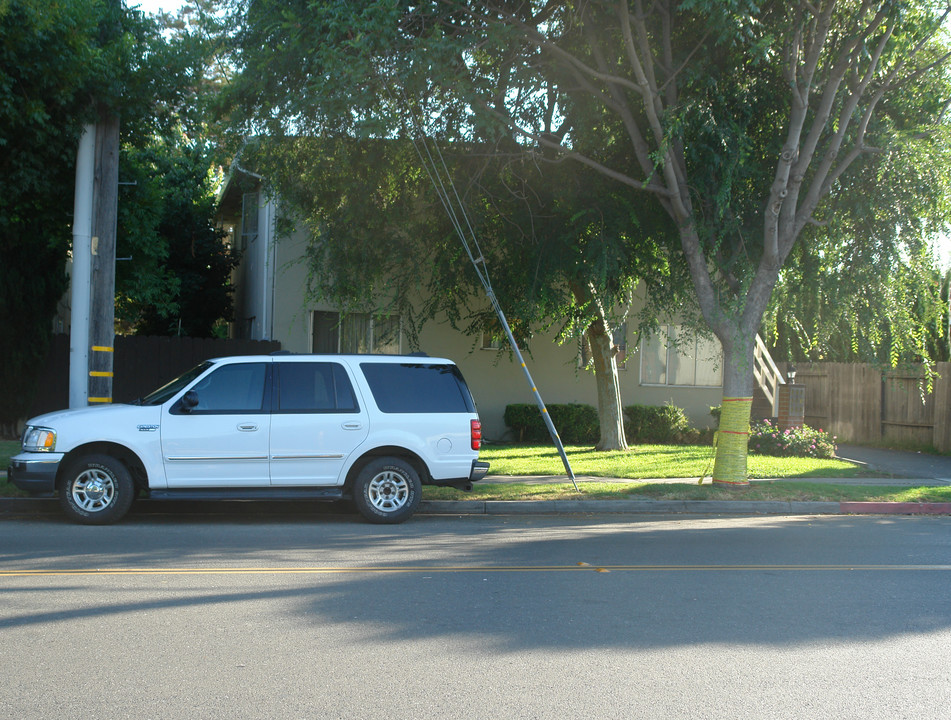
[352,457,421,524]
[59,454,135,525]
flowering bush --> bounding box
[748,420,837,459]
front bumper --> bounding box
[7,453,62,493]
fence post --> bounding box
[934,362,951,452]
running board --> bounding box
[147,487,348,502]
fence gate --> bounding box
[881,371,935,447]
[793,361,951,452]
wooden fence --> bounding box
[29,334,282,418]
[791,362,951,452]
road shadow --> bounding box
[1,509,949,651]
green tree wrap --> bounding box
[712,397,753,485]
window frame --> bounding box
[240,192,259,250]
[639,324,722,388]
[311,311,403,354]
[272,362,361,414]
[170,362,271,415]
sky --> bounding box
[130,0,184,16]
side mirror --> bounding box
[181,390,199,413]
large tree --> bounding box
[240,136,686,449]
[115,1,239,337]
[116,140,237,337]
[765,130,951,366]
[0,0,120,433]
[225,0,951,480]
[224,1,694,451]
[0,0,236,433]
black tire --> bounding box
[58,454,135,525]
[352,457,422,524]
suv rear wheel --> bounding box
[352,457,421,524]
[59,454,135,525]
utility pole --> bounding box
[69,125,96,408]
[89,109,120,404]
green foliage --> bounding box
[504,404,600,445]
[503,402,703,446]
[221,0,951,470]
[0,0,235,427]
[117,140,236,337]
[749,420,836,459]
[624,404,695,444]
[765,128,951,366]
[0,0,108,427]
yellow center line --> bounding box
[1,564,950,578]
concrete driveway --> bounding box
[835,444,951,484]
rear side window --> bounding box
[359,363,475,413]
[277,362,359,413]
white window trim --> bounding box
[639,324,722,388]
[241,192,259,250]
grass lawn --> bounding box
[1,440,18,470]
[479,444,865,480]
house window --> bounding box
[481,331,502,350]
[312,311,402,354]
[579,322,628,370]
[241,192,259,250]
[641,325,722,387]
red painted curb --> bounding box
[840,502,951,515]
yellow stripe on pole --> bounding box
[91,346,114,352]
[89,371,113,377]
[88,397,112,403]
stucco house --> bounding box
[216,168,733,440]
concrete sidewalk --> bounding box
[483,473,951,487]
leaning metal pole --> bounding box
[397,91,578,489]
[484,285,578,489]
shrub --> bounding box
[624,403,693,444]
[503,403,600,445]
[748,420,836,459]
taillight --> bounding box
[471,419,482,450]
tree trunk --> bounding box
[710,322,758,485]
[585,314,628,452]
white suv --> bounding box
[8,354,489,524]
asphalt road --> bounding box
[1,509,949,719]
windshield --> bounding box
[138,361,213,406]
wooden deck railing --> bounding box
[753,334,785,415]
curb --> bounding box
[839,501,951,516]
[0,497,947,517]
[419,500,844,516]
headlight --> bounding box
[22,426,56,452]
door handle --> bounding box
[238,423,258,432]
[342,422,363,431]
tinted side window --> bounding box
[359,363,475,413]
[189,363,267,412]
[277,362,359,413]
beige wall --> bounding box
[265,231,721,439]
[416,319,721,441]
